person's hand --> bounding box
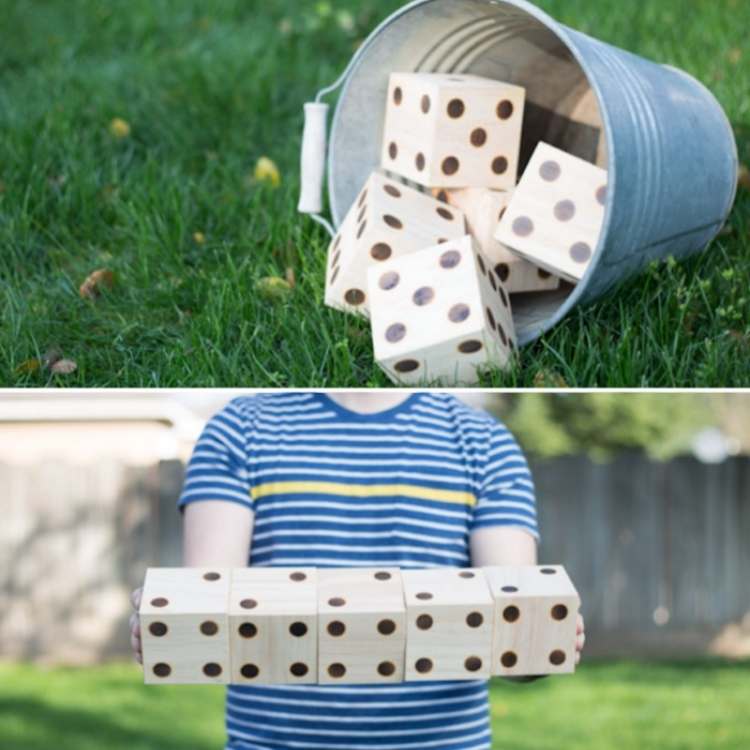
[129,588,143,664]
[575,612,585,665]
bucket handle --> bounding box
[298,63,360,237]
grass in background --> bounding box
[0,660,747,749]
[0,0,748,387]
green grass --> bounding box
[0,660,748,749]
[0,0,748,387]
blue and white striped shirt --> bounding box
[178,392,538,750]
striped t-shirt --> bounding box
[178,392,538,750]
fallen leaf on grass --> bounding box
[50,359,77,375]
[15,358,41,375]
[285,266,296,288]
[533,370,569,388]
[739,164,750,192]
[79,268,114,299]
[43,347,63,367]
[253,157,281,188]
[109,117,131,139]
[255,276,292,302]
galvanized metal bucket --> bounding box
[298,0,738,344]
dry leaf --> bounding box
[109,117,131,139]
[738,164,750,192]
[254,156,281,188]
[43,347,63,367]
[50,359,77,375]
[255,276,292,302]
[533,370,569,388]
[15,358,41,375]
[79,268,114,299]
[285,266,296,288]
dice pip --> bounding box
[495,142,608,282]
[325,171,467,314]
[140,567,231,684]
[402,568,494,681]
[317,568,406,684]
[229,567,318,685]
[381,73,525,189]
[366,234,516,385]
[440,187,561,294]
[484,565,580,676]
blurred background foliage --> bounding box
[487,394,720,460]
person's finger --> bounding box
[576,613,584,634]
[130,587,143,610]
[130,630,143,664]
[576,631,586,651]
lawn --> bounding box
[0,0,748,387]
[0,660,747,749]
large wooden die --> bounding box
[317,568,406,684]
[140,567,231,685]
[402,568,494,681]
[229,567,318,685]
[381,73,525,190]
[495,142,608,282]
[484,565,580,676]
[366,234,516,385]
[325,171,466,315]
[439,188,561,294]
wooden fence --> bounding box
[1,454,748,663]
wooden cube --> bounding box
[229,567,318,685]
[325,171,466,315]
[366,234,516,386]
[495,142,608,282]
[140,567,231,685]
[437,188,561,294]
[382,73,525,189]
[402,568,494,681]
[484,565,580,676]
[317,568,406,684]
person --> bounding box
[130,391,585,750]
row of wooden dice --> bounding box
[140,565,579,686]
[324,73,608,384]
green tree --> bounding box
[486,394,715,460]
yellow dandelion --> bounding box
[254,156,281,188]
[109,117,131,139]
[193,231,206,245]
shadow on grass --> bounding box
[0,694,216,750]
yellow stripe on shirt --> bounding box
[250,481,476,506]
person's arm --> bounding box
[129,500,254,663]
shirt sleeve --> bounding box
[177,399,252,512]
[471,421,539,539]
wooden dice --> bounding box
[325,171,466,315]
[140,567,231,684]
[402,568,494,681]
[229,567,318,685]
[366,234,516,385]
[484,565,580,676]
[140,565,580,685]
[382,73,525,189]
[495,142,608,282]
[317,568,406,684]
[438,188,561,294]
